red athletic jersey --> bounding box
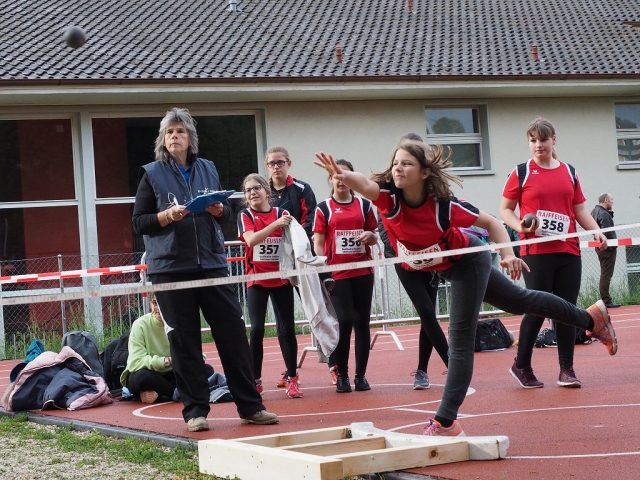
[503,159,586,256]
[237,207,290,288]
[313,196,377,280]
[374,181,479,271]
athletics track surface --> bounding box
[1,306,639,480]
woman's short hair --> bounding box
[154,108,199,162]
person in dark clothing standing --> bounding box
[591,193,620,308]
[264,145,320,385]
[132,107,278,432]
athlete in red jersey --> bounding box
[313,159,378,393]
[315,139,616,437]
[500,117,608,390]
[237,174,302,399]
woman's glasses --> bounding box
[244,184,264,195]
[266,160,287,168]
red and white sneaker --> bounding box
[586,300,617,355]
[286,377,303,398]
[255,379,263,395]
[329,365,338,385]
[422,418,465,437]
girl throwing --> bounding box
[314,139,616,436]
[313,159,378,393]
[237,174,302,399]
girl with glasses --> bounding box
[237,174,302,399]
[264,145,320,386]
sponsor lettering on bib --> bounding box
[335,229,365,254]
[253,237,282,262]
[534,210,570,240]
[396,240,443,270]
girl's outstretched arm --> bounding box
[314,152,381,202]
[475,211,530,280]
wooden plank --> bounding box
[350,422,510,460]
[234,425,351,447]
[337,442,469,476]
[199,438,343,480]
[281,436,387,456]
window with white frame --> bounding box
[424,107,490,171]
[615,105,640,164]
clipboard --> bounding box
[184,190,235,214]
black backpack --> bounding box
[101,331,130,396]
[61,331,104,378]
[534,327,558,348]
[474,318,514,352]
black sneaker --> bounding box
[354,375,371,391]
[336,374,352,393]
[509,360,544,388]
[557,368,581,388]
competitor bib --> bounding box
[396,240,443,270]
[253,237,282,262]
[335,229,365,254]
[534,210,570,240]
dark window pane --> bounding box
[445,143,481,168]
[617,138,640,162]
[425,109,479,135]
[93,114,258,241]
[615,106,640,129]
[0,120,75,202]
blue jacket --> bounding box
[140,156,229,274]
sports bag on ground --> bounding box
[474,318,514,352]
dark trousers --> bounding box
[247,284,297,379]
[127,364,214,400]
[395,265,448,371]
[434,236,592,422]
[596,248,617,305]
[512,253,582,371]
[151,269,264,423]
[328,274,375,376]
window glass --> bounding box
[615,105,640,164]
[92,114,258,241]
[425,108,483,169]
[0,119,75,202]
[426,109,479,135]
[447,144,482,168]
[615,105,640,129]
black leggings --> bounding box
[128,364,214,400]
[328,274,375,376]
[395,265,448,371]
[516,253,582,370]
[248,284,297,379]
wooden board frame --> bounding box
[199,422,509,480]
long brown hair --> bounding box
[370,140,462,199]
[526,117,558,159]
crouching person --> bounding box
[120,294,214,405]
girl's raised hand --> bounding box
[314,152,345,180]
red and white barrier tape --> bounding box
[0,265,147,285]
[1,222,639,306]
[580,238,640,248]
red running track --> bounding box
[1,306,639,480]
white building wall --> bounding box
[262,96,639,223]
